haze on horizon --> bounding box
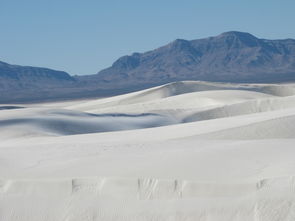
[0,0,294,76]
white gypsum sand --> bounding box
[1,81,295,220]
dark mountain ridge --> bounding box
[86,31,295,86]
[0,61,75,91]
[1,31,295,103]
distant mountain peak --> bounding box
[219,31,257,38]
[216,31,260,47]
[94,31,295,85]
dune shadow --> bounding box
[0,112,177,136]
[0,106,25,110]
[47,110,159,118]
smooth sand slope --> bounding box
[1,81,295,220]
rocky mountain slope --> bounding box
[86,31,295,87]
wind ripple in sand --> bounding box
[1,176,295,221]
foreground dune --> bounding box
[1,81,295,220]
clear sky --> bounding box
[0,0,294,75]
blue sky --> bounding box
[0,0,294,75]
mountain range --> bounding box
[1,31,295,103]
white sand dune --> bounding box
[67,81,295,111]
[183,94,295,122]
[1,81,295,220]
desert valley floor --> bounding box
[1,81,295,220]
